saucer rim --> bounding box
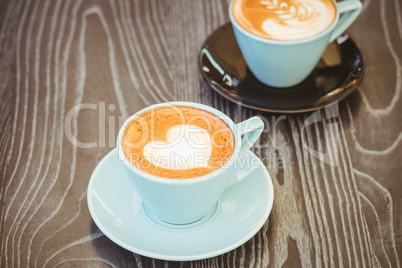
[87,148,274,261]
[198,22,365,113]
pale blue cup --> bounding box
[117,102,264,224]
[229,0,362,88]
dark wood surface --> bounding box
[0,0,401,267]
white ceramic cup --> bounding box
[117,101,264,224]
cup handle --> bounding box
[224,117,264,189]
[329,0,362,43]
[237,116,264,158]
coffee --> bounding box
[231,0,337,41]
[122,105,235,179]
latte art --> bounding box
[122,105,235,179]
[232,0,337,41]
[143,124,212,170]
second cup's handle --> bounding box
[329,0,362,43]
[237,116,264,158]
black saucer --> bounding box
[198,23,365,113]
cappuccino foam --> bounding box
[232,0,337,41]
[122,105,235,179]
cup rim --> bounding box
[117,101,240,185]
[228,0,340,45]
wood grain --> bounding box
[0,0,400,267]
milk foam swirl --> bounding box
[232,0,336,41]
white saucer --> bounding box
[87,148,274,261]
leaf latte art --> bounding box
[232,0,337,41]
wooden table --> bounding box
[0,0,400,267]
